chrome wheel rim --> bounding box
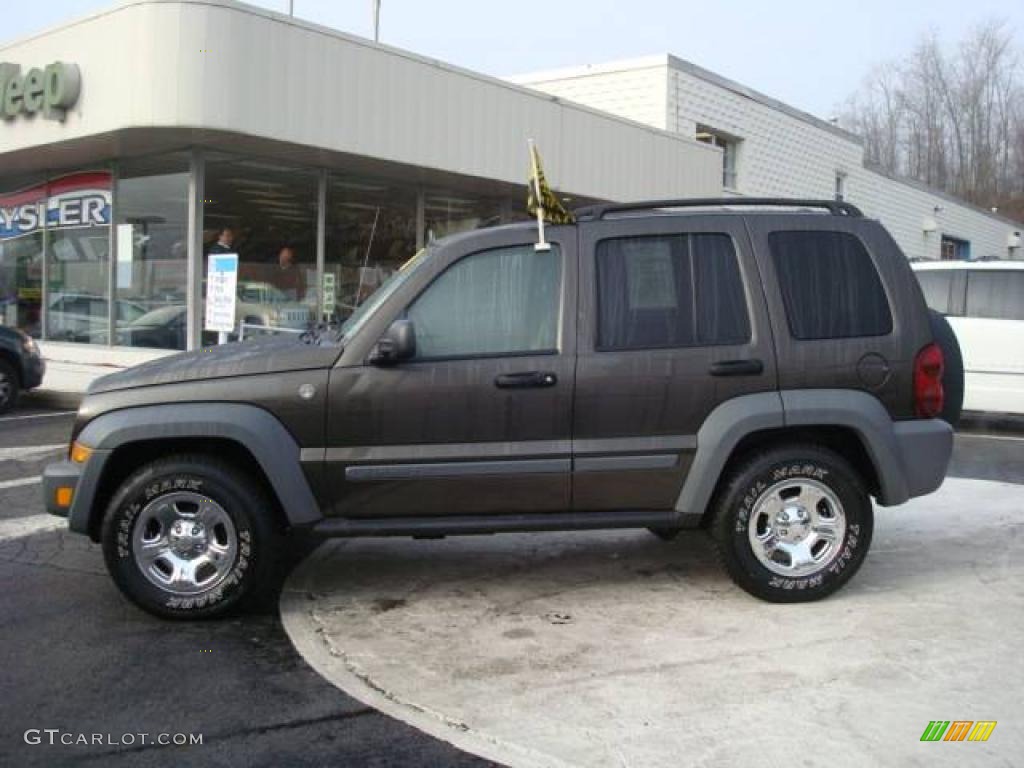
[747,478,846,577]
[132,491,238,596]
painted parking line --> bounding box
[0,410,75,422]
[0,444,65,461]
[0,476,41,490]
[0,513,64,540]
[957,432,1024,443]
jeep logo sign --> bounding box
[0,62,80,121]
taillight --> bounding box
[913,342,944,418]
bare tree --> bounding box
[840,20,1023,220]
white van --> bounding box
[912,261,1024,415]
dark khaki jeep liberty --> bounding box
[44,199,958,618]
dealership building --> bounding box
[1,0,1020,371]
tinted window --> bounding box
[407,244,561,359]
[596,233,750,350]
[966,271,1024,321]
[770,231,892,340]
[915,270,956,314]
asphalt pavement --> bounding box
[0,407,493,768]
[1,406,1022,767]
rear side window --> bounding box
[769,231,892,340]
[596,233,750,350]
[915,270,957,315]
[966,271,1024,321]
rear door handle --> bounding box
[709,359,764,377]
[494,371,558,389]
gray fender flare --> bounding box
[674,389,928,524]
[779,389,941,506]
[71,403,321,534]
[674,392,784,524]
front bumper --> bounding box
[42,449,111,536]
[22,353,45,390]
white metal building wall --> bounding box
[513,56,1021,260]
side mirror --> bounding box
[369,319,416,365]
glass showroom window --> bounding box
[204,154,319,340]
[0,173,46,337]
[423,192,504,243]
[45,171,113,345]
[325,175,417,322]
[113,154,191,350]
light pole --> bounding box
[372,0,380,42]
[288,0,294,16]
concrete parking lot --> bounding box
[2,406,1022,767]
[280,422,1024,768]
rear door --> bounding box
[573,213,776,510]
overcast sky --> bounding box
[4,0,1022,118]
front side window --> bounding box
[966,271,1024,321]
[407,244,561,359]
[770,230,892,340]
[596,233,750,350]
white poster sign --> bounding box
[204,253,239,334]
[116,223,134,290]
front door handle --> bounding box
[494,371,558,389]
[709,359,764,377]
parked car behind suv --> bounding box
[44,199,955,618]
[0,325,45,413]
[912,260,1024,415]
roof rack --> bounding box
[575,197,864,220]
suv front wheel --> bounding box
[101,455,280,619]
[711,444,873,602]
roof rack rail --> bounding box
[575,197,864,220]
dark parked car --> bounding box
[44,199,957,618]
[0,325,45,414]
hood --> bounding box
[88,335,342,395]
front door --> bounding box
[324,229,576,518]
[573,214,776,510]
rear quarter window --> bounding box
[769,230,893,340]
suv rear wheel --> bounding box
[711,444,873,602]
[101,454,280,619]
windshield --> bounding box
[338,247,433,342]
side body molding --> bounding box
[70,403,321,535]
[674,391,785,524]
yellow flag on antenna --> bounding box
[527,143,575,225]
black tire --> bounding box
[101,454,281,620]
[0,358,20,415]
[711,444,873,603]
[928,309,964,426]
